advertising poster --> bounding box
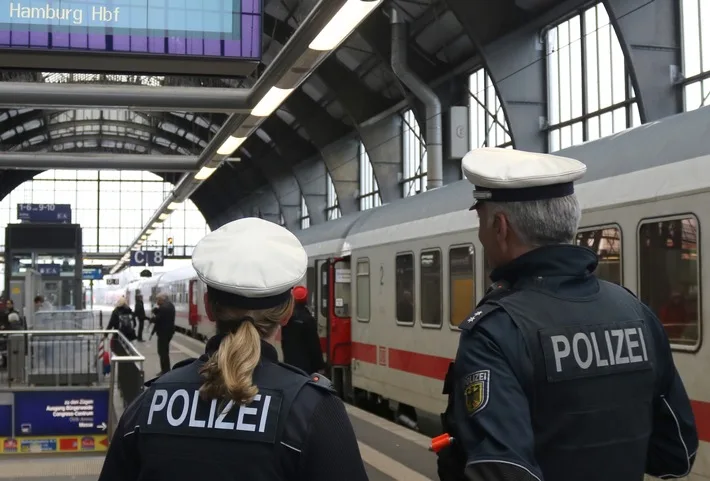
[0,405,11,437]
[0,435,108,454]
[13,390,109,436]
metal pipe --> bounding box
[0,153,199,171]
[0,82,252,112]
[390,8,443,189]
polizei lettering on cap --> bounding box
[140,387,282,443]
[540,321,652,383]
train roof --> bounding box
[296,209,374,257]
[347,105,710,238]
[157,264,197,284]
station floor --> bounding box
[0,332,437,481]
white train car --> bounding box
[292,107,710,479]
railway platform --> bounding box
[0,331,437,481]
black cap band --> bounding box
[469,182,574,210]
[206,285,292,310]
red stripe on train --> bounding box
[353,342,710,442]
[174,314,710,442]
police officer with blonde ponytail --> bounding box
[99,218,369,481]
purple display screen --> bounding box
[0,0,262,74]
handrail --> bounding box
[1,330,146,361]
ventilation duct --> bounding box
[390,8,443,189]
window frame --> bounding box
[576,222,624,285]
[395,251,416,327]
[448,243,476,331]
[356,258,371,323]
[636,213,702,353]
[419,248,443,330]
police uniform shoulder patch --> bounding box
[459,304,502,331]
[307,374,336,393]
[463,370,490,416]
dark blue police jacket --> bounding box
[447,245,698,481]
[98,334,336,481]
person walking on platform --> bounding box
[436,148,698,481]
[133,290,147,342]
[281,285,325,375]
[106,297,137,354]
[98,217,369,481]
[153,292,175,375]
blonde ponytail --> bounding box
[199,296,294,405]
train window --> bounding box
[575,226,622,284]
[356,259,370,322]
[319,261,328,319]
[638,216,700,349]
[450,245,475,327]
[420,250,443,328]
[395,253,415,325]
[333,260,351,318]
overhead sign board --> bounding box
[82,267,103,281]
[37,264,60,276]
[130,250,164,267]
[17,204,72,224]
[0,0,262,76]
[12,390,109,436]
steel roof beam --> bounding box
[0,82,252,113]
[0,153,200,171]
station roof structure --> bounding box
[0,0,696,273]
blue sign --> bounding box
[37,264,60,276]
[82,267,103,280]
[130,250,164,267]
[0,405,11,437]
[0,1,262,62]
[17,204,72,224]
[3,0,242,37]
[14,390,109,436]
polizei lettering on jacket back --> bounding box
[139,386,283,443]
[539,320,653,383]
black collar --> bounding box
[490,245,598,285]
[204,333,279,362]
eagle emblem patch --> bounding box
[463,370,490,415]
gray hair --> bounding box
[485,194,581,246]
[156,292,169,301]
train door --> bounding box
[188,279,199,335]
[320,257,353,399]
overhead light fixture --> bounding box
[167,202,181,211]
[217,136,246,156]
[251,87,294,117]
[158,213,169,221]
[195,166,217,181]
[309,0,383,51]
[140,235,147,240]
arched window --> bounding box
[402,109,427,197]
[300,195,310,229]
[545,2,641,151]
[680,0,710,111]
[0,170,209,257]
[325,172,341,220]
[358,142,382,211]
[468,68,513,149]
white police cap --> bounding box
[462,147,587,209]
[192,217,307,310]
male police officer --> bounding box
[437,148,698,481]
